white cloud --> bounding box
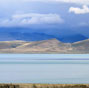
[69,5,89,14]
[0,13,64,27]
[23,0,89,5]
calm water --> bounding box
[0,54,89,84]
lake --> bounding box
[0,54,89,84]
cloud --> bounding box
[0,13,64,27]
[69,5,89,14]
[23,0,89,5]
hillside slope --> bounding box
[0,39,89,54]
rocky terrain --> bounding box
[0,39,89,54]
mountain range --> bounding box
[0,38,89,54]
[0,32,88,43]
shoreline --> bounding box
[0,84,89,88]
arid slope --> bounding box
[0,39,89,53]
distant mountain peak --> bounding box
[60,34,88,43]
[41,38,61,43]
[0,31,88,43]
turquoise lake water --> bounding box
[0,54,89,84]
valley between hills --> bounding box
[0,38,89,54]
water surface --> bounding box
[0,54,89,84]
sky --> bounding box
[0,0,89,37]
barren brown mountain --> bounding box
[0,39,89,54]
